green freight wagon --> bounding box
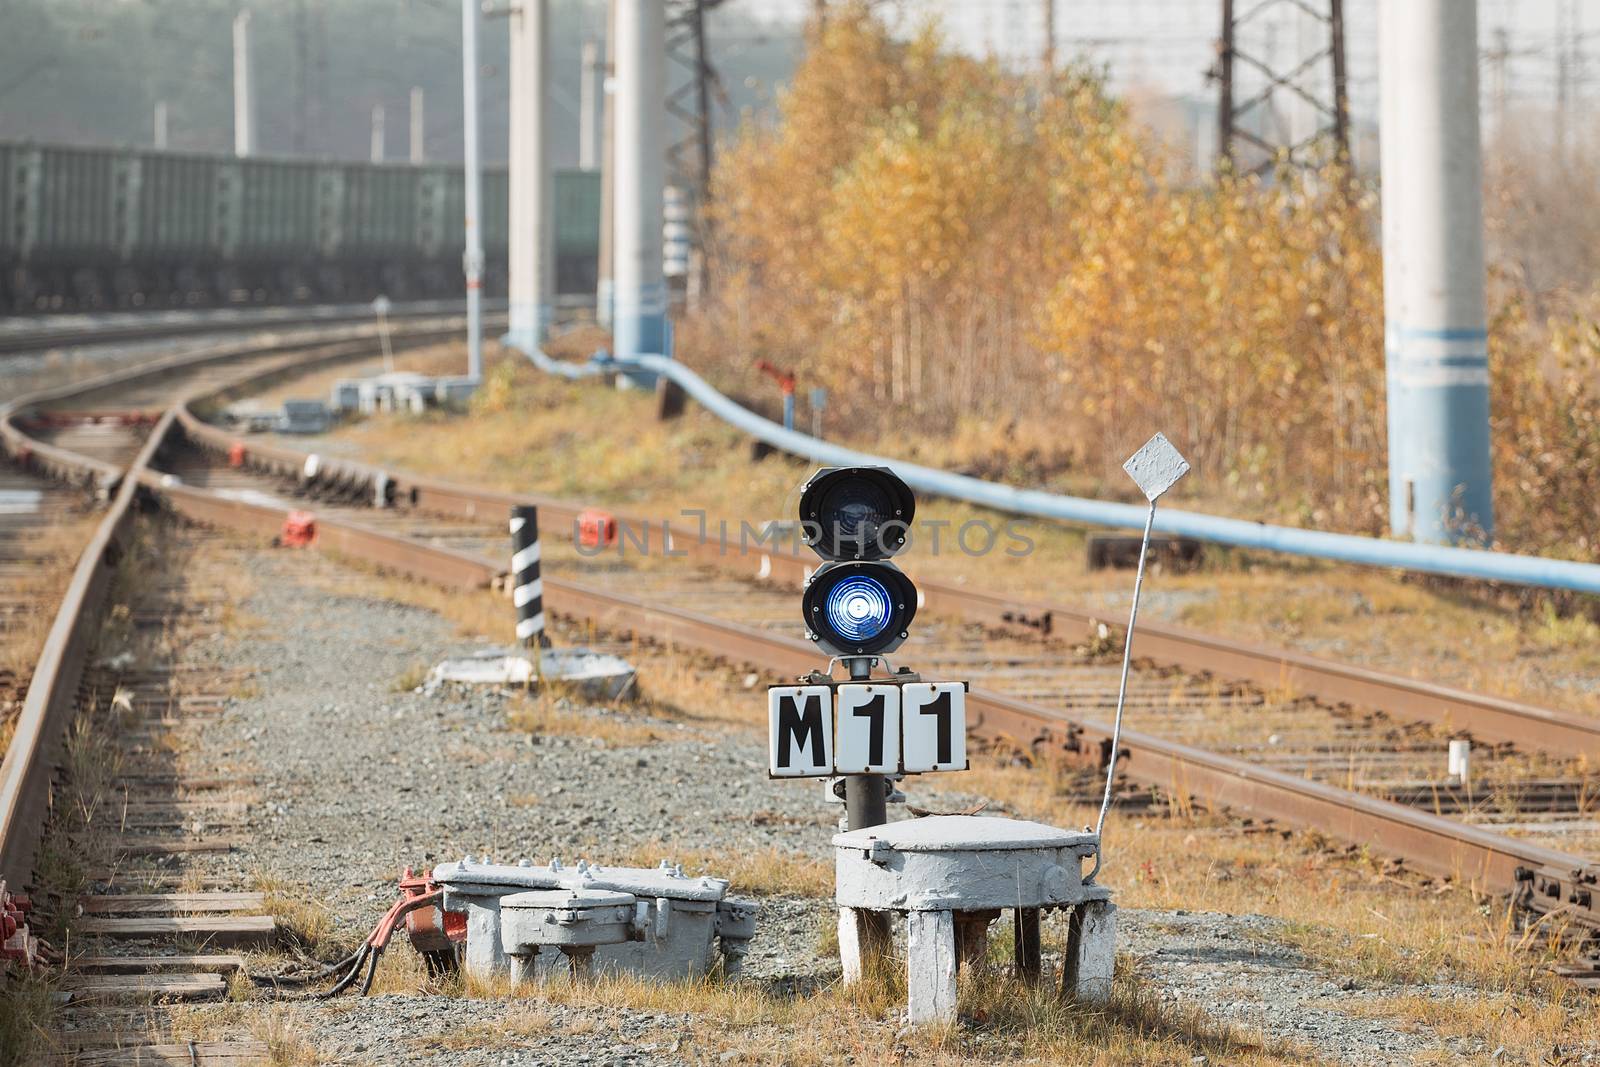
[0,140,601,314]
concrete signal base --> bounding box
[833,815,1115,1023]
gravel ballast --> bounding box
[107,545,1478,1065]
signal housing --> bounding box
[797,466,919,658]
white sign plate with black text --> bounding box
[767,681,968,778]
[901,682,967,772]
[767,685,834,777]
[833,684,901,774]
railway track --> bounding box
[157,363,1600,938]
[4,322,1600,1052]
[146,432,1600,926]
[0,300,500,357]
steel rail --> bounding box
[116,467,1600,928]
[9,333,1597,929]
[170,411,1600,763]
[0,316,493,891]
[0,315,485,490]
[0,299,504,355]
[0,411,163,884]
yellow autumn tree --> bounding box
[704,4,1600,559]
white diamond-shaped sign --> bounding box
[1123,433,1190,502]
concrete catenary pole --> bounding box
[410,87,426,163]
[1378,0,1494,544]
[232,10,257,157]
[370,104,386,162]
[461,0,485,381]
[597,0,617,328]
[579,39,602,170]
[153,101,169,150]
[508,0,554,346]
[613,0,667,386]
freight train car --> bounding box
[0,141,600,313]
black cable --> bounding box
[319,944,373,998]
[358,944,384,996]
[249,945,364,988]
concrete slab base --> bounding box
[424,647,636,701]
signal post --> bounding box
[767,466,970,980]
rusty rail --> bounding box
[115,477,1600,927]
[0,316,488,892]
[8,330,1600,932]
[0,413,164,883]
[173,408,1600,762]
[0,299,500,355]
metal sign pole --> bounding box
[1091,433,1189,868]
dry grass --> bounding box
[505,690,665,748]
[166,1003,323,1066]
[0,511,100,753]
[1344,989,1600,1064]
[437,966,1308,1065]
[311,348,1600,720]
[251,872,335,959]
[408,1005,554,1051]
[0,974,60,1067]
[391,661,431,693]
[957,754,1600,1003]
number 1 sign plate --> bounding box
[768,681,967,778]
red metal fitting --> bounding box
[281,510,317,548]
[228,441,247,468]
[0,881,41,968]
[755,359,797,397]
[578,508,618,549]
[398,868,464,976]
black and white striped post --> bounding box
[510,505,549,649]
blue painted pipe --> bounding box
[505,336,1600,596]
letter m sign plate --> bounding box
[767,685,833,777]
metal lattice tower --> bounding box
[1211,0,1349,173]
[665,0,724,300]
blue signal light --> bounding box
[824,574,894,643]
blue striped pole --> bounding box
[1378,0,1494,544]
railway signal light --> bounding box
[770,466,966,802]
[798,467,918,657]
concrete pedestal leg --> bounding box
[508,950,538,987]
[1062,900,1116,1004]
[462,896,508,979]
[563,946,596,981]
[954,911,994,973]
[1013,908,1042,983]
[838,907,889,985]
[906,910,958,1023]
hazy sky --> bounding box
[748,0,1598,129]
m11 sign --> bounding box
[767,682,967,778]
